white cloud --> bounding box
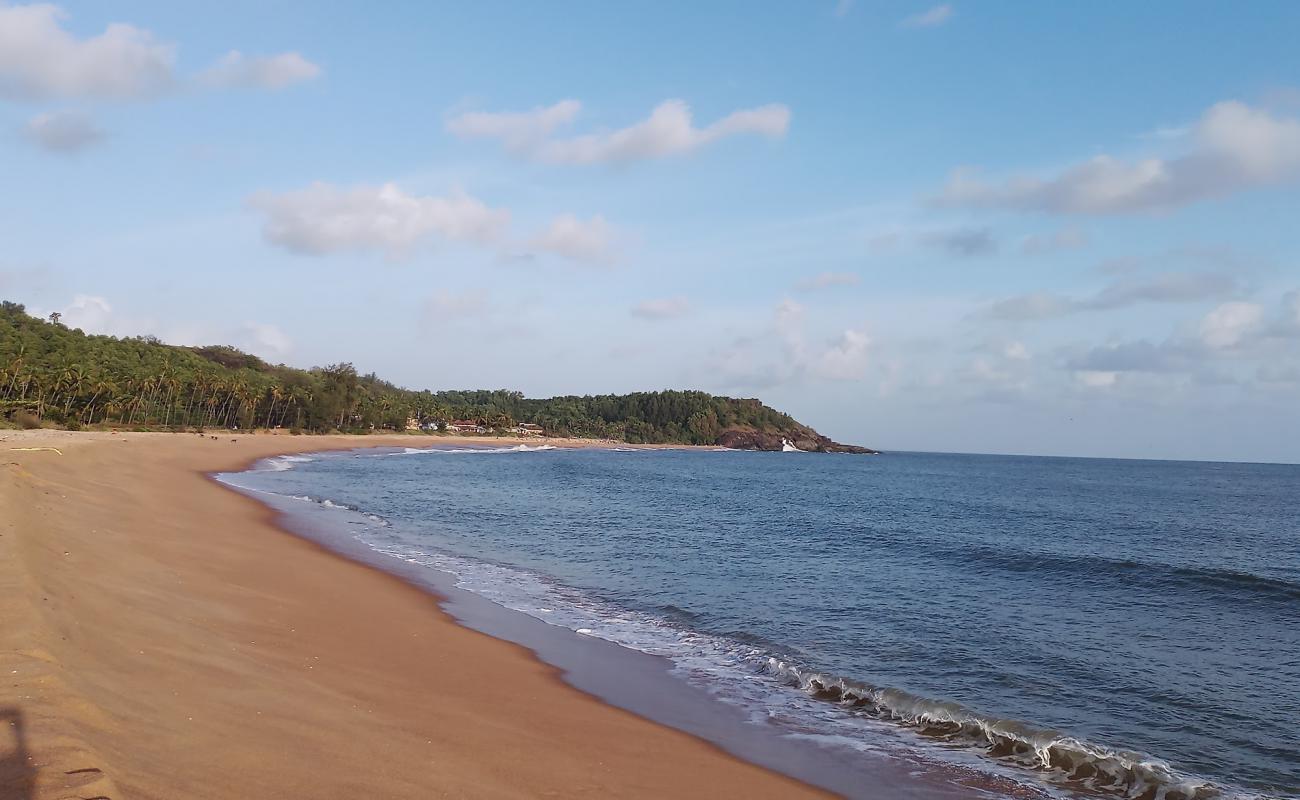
[248,182,509,257]
[1199,301,1264,349]
[0,5,318,101]
[41,295,292,359]
[1077,370,1118,388]
[774,298,806,338]
[22,109,104,152]
[901,4,953,28]
[711,299,876,387]
[631,296,690,320]
[814,329,872,380]
[0,3,175,99]
[1003,341,1029,360]
[936,100,1300,214]
[451,98,790,165]
[198,50,321,90]
[446,99,581,153]
[529,214,618,264]
[795,271,860,291]
[234,322,293,358]
[56,293,116,332]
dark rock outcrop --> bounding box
[715,428,877,454]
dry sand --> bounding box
[0,430,829,799]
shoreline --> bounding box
[0,430,831,799]
[217,449,1007,800]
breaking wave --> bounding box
[390,444,558,456]
[764,661,1238,800]
[263,454,317,471]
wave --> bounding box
[349,531,1248,800]
[390,444,558,456]
[764,660,1230,800]
[223,458,1281,800]
[262,454,317,471]
[935,543,1300,606]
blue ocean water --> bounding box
[224,446,1299,800]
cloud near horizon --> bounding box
[39,294,294,359]
[248,182,510,257]
[936,100,1300,214]
[447,98,790,164]
[987,271,1240,321]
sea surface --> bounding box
[221,445,1299,800]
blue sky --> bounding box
[3,1,1299,462]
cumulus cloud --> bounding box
[1066,340,1194,374]
[54,293,116,332]
[198,50,321,90]
[0,4,318,101]
[40,294,293,359]
[449,98,790,164]
[234,322,293,358]
[529,214,618,264]
[711,299,875,388]
[0,3,175,99]
[795,271,860,291]
[248,182,509,257]
[987,271,1239,320]
[814,329,872,379]
[1199,301,1264,348]
[921,227,997,257]
[936,100,1300,214]
[901,4,953,28]
[1076,370,1119,388]
[1058,291,1300,390]
[1020,227,1088,255]
[22,109,104,152]
[631,296,690,320]
[446,99,581,153]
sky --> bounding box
[2,1,1299,463]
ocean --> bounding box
[219,445,1299,800]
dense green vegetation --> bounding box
[0,301,814,444]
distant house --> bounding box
[516,423,544,436]
[448,419,485,434]
[405,417,421,431]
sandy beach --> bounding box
[0,430,828,800]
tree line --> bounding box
[1,301,814,444]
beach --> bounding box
[0,430,827,800]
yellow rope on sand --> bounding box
[8,447,63,455]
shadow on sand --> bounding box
[0,706,34,800]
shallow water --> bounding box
[223,446,1300,800]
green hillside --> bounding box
[1,300,870,451]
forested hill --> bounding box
[0,301,873,452]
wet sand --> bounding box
[0,430,829,799]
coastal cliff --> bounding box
[715,428,878,454]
